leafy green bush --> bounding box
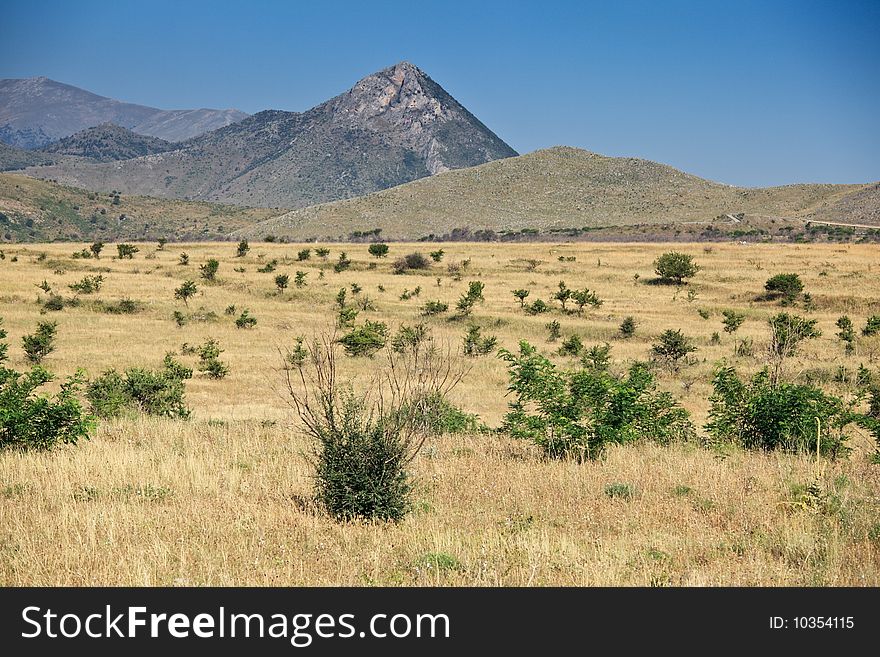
[558,335,583,357]
[197,339,229,379]
[295,271,307,287]
[430,249,444,262]
[619,316,637,338]
[100,298,140,314]
[200,258,219,281]
[546,320,562,342]
[257,259,278,273]
[421,300,448,316]
[368,243,389,258]
[391,323,430,353]
[116,244,139,259]
[706,365,853,457]
[499,341,694,460]
[333,252,352,273]
[764,273,804,305]
[836,316,855,353]
[651,329,696,370]
[315,247,330,259]
[654,252,699,284]
[863,316,880,337]
[463,324,497,356]
[512,289,530,307]
[455,281,485,316]
[87,356,191,419]
[571,288,602,313]
[297,248,311,261]
[1,366,94,450]
[236,239,250,257]
[174,280,198,306]
[22,321,57,364]
[339,321,389,357]
[235,309,257,329]
[525,299,550,315]
[69,275,105,294]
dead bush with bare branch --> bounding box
[281,332,468,521]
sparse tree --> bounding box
[117,243,139,259]
[174,280,198,307]
[236,239,250,258]
[90,242,104,259]
[512,289,530,307]
[368,243,389,258]
[275,273,290,293]
[200,258,219,281]
[767,313,820,386]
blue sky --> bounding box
[2,0,878,187]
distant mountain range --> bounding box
[15,62,518,209]
[0,63,876,244]
[0,76,247,147]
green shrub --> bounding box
[619,316,637,338]
[604,483,634,500]
[178,252,189,265]
[0,366,94,450]
[297,248,311,261]
[525,299,550,315]
[333,252,352,273]
[553,281,572,310]
[863,316,880,337]
[767,313,820,386]
[391,323,430,353]
[546,320,562,342]
[463,324,497,356]
[499,341,694,460]
[116,244,139,259]
[315,247,330,259]
[69,275,105,294]
[430,249,444,262]
[651,329,697,370]
[90,242,104,259]
[295,271,307,287]
[706,365,852,457]
[764,273,804,305]
[654,252,699,284]
[257,259,277,273]
[0,319,6,364]
[392,252,431,274]
[368,243,389,258]
[236,239,250,257]
[274,273,289,293]
[558,335,583,357]
[339,321,388,357]
[197,339,229,379]
[22,321,57,364]
[42,294,66,312]
[455,281,485,316]
[581,343,612,372]
[87,357,191,420]
[836,316,855,353]
[421,300,448,316]
[174,280,197,306]
[101,298,140,314]
[200,258,219,281]
[571,288,602,313]
[235,309,257,329]
[512,289,530,307]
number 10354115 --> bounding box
[770,617,854,629]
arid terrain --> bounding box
[1,240,878,585]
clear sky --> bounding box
[1,0,878,187]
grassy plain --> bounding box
[1,240,879,585]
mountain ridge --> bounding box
[18,62,518,208]
[0,76,248,147]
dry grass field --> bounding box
[1,240,879,585]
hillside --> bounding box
[234,146,874,241]
[42,123,174,161]
[0,142,59,170]
[21,62,518,208]
[0,77,247,147]
[0,173,279,242]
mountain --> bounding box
[0,141,58,170]
[0,77,248,147]
[233,146,877,241]
[20,62,518,208]
[42,123,173,162]
[0,173,279,242]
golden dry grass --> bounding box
[1,240,879,585]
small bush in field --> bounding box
[315,247,330,259]
[1,366,94,450]
[654,252,699,284]
[90,242,104,259]
[69,275,104,294]
[101,298,140,314]
[178,252,189,265]
[87,356,191,419]
[558,334,583,357]
[117,243,139,259]
[197,339,229,379]
[512,289,530,307]
[499,341,694,460]
[764,273,804,305]
[295,271,307,287]
[546,320,561,342]
[525,299,550,315]
[334,252,352,273]
[297,248,311,261]
[863,316,880,337]
[421,300,448,316]
[651,329,697,370]
[393,252,431,274]
[236,239,250,257]
[274,273,289,293]
[235,309,257,329]
[455,281,485,316]
[257,259,277,273]
[339,321,389,357]
[463,324,497,356]
[22,321,57,364]
[430,249,445,262]
[174,280,197,306]
[391,323,430,353]
[836,316,855,353]
[368,243,389,258]
[200,258,219,281]
[619,316,637,338]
